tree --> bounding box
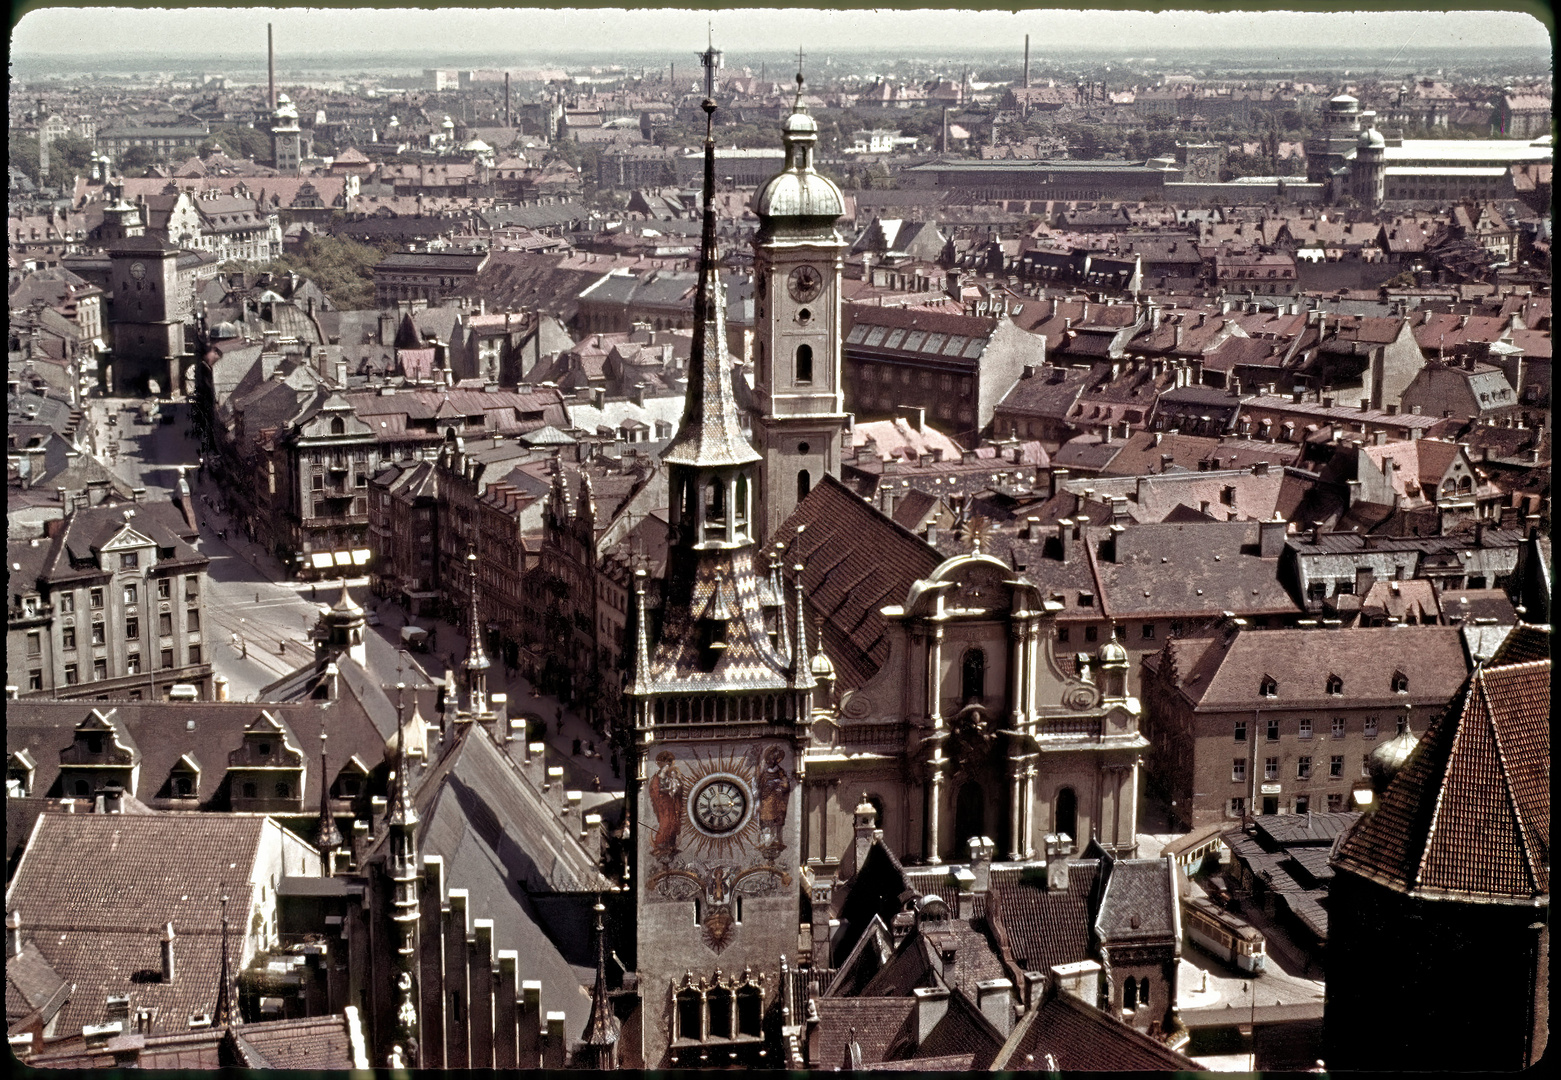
[118,145,159,178]
[47,133,95,184]
[9,134,41,183]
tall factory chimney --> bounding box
[267,23,276,111]
[504,71,511,128]
[1024,35,1031,88]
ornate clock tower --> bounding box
[751,70,848,542]
[626,95,813,1069]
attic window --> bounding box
[1077,591,1094,607]
[1326,674,1343,696]
[1391,671,1408,694]
[1259,676,1278,698]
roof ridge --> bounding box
[1479,665,1544,893]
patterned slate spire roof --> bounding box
[314,719,343,854]
[662,98,759,471]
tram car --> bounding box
[1182,894,1267,972]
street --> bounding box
[87,395,621,793]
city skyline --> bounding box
[11,4,1554,60]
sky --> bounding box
[10,5,1554,59]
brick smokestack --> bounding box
[1024,35,1030,89]
[267,23,276,111]
[505,72,511,128]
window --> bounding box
[125,617,138,640]
[1299,718,1312,740]
[1332,717,1346,739]
[275,781,291,798]
[1259,675,1277,698]
[174,776,194,797]
[1266,718,1280,742]
[64,664,78,685]
[126,652,140,674]
[90,588,104,609]
[1295,795,1310,814]
[185,578,198,600]
[188,644,201,665]
[1326,674,1342,696]
[1391,670,1408,694]
[242,782,257,799]
[1396,714,1408,736]
[1234,720,1247,742]
[1297,756,1312,780]
[1057,626,1070,643]
[1307,581,1326,601]
[157,579,170,599]
[161,648,174,669]
[795,343,813,384]
[120,552,139,570]
[313,474,324,490]
[59,592,74,613]
[1230,796,1246,817]
[28,669,43,690]
[1361,754,1373,778]
[1078,591,1095,607]
[62,625,76,650]
[26,631,41,657]
[1084,625,1098,643]
[123,584,138,605]
[1330,755,1344,778]
[961,648,986,702]
[1327,793,1344,812]
[1264,757,1278,780]
[1232,759,1246,782]
[1114,624,1127,641]
[1142,622,1155,639]
[187,609,200,631]
[93,658,107,680]
[159,612,173,636]
[1364,716,1378,739]
[91,622,106,646]
[796,469,811,503]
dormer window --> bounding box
[1391,671,1408,694]
[120,552,139,570]
[1259,675,1278,698]
[257,741,271,757]
[1326,674,1343,696]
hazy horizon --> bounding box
[11,6,1554,61]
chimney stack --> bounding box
[267,23,276,112]
[1024,35,1031,89]
[5,910,19,959]
[161,923,176,983]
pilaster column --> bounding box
[925,623,945,865]
[1022,762,1038,859]
[925,753,944,866]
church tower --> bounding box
[625,93,812,1069]
[272,93,303,175]
[751,66,848,542]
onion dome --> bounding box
[754,71,845,231]
[1368,728,1419,794]
[1096,637,1128,665]
[810,645,837,682]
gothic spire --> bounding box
[214,892,235,1028]
[387,687,419,830]
[463,548,490,716]
[314,715,343,861]
[581,895,621,1062]
[661,96,759,471]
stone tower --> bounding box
[625,93,813,1069]
[751,68,848,542]
[1352,125,1387,209]
[107,231,183,397]
[272,93,303,174]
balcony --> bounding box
[1037,715,1104,740]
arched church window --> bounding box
[797,470,811,503]
[1124,977,1138,1012]
[706,985,733,1039]
[331,417,344,435]
[706,478,725,523]
[961,648,986,702]
[736,984,762,1037]
[1056,787,1078,846]
[795,343,813,384]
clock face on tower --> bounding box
[691,777,749,834]
[787,264,823,304]
[129,261,147,281]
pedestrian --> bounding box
[593,774,602,793]
[255,592,260,604]
[241,640,248,659]
[311,584,318,599]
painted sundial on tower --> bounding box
[787,264,823,304]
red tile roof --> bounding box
[1333,657,1550,900]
